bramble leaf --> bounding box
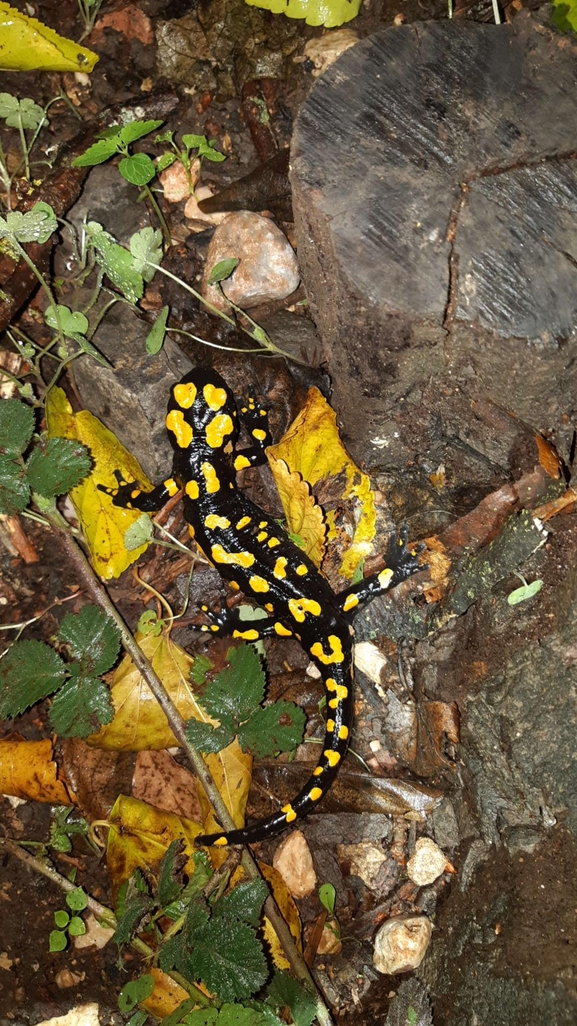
[0,456,30,514]
[49,675,114,738]
[26,437,92,497]
[0,640,66,718]
[238,702,305,759]
[0,398,34,456]
[58,605,120,676]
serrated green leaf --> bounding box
[130,226,163,278]
[185,716,235,755]
[114,891,152,950]
[49,674,114,738]
[68,916,86,936]
[119,153,156,187]
[45,305,89,336]
[218,1004,284,1026]
[208,259,239,285]
[26,437,92,498]
[238,701,306,759]
[266,971,317,1026]
[187,917,267,1002]
[0,639,66,718]
[54,910,70,928]
[190,653,213,686]
[119,119,164,145]
[0,398,35,456]
[145,305,169,355]
[49,929,67,952]
[0,456,30,515]
[182,1009,219,1026]
[66,886,88,911]
[59,605,121,675]
[72,138,120,167]
[124,513,154,551]
[158,839,186,908]
[0,202,57,244]
[118,974,155,1012]
[207,645,265,724]
[86,222,144,304]
[213,880,268,928]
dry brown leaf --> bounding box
[132,750,202,822]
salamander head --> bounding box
[166,368,239,456]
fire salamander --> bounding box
[103,368,422,846]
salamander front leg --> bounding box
[98,470,179,512]
[233,394,273,472]
[340,525,424,618]
[197,602,290,641]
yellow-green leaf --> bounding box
[245,0,361,28]
[0,2,99,72]
[46,387,152,580]
[106,795,202,890]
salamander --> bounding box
[103,368,422,846]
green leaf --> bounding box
[49,674,114,738]
[213,880,268,929]
[70,332,113,368]
[0,202,57,244]
[507,579,543,606]
[114,890,152,950]
[0,95,46,131]
[244,0,362,27]
[190,653,213,686]
[208,259,240,285]
[118,153,156,187]
[0,93,19,119]
[552,0,577,31]
[156,152,176,172]
[130,226,163,279]
[207,645,265,725]
[0,639,67,718]
[119,119,164,145]
[49,929,68,952]
[118,974,155,1013]
[187,917,267,1002]
[66,886,88,911]
[54,910,70,928]
[126,1012,149,1026]
[0,398,34,455]
[68,916,86,937]
[185,716,235,755]
[45,305,89,337]
[26,437,92,498]
[181,133,208,150]
[124,513,154,551]
[85,222,144,304]
[198,140,226,163]
[318,882,335,916]
[72,138,120,167]
[0,456,30,515]
[238,701,306,759]
[266,971,317,1026]
[158,839,186,908]
[58,605,121,676]
[145,305,169,355]
[182,1010,219,1026]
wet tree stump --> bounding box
[291,15,577,479]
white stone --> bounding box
[202,211,300,312]
[373,915,433,975]
[406,836,449,886]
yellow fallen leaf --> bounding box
[268,388,376,579]
[141,968,197,1020]
[269,459,325,567]
[0,738,75,803]
[106,794,203,890]
[88,632,210,751]
[245,0,361,29]
[198,740,252,836]
[46,386,152,580]
[0,3,99,71]
[260,862,302,968]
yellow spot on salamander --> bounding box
[164,478,179,497]
[308,787,323,802]
[166,409,192,449]
[310,635,345,664]
[234,454,251,471]
[130,489,140,499]
[236,516,251,529]
[259,522,267,529]
[201,462,220,494]
[185,480,199,500]
[289,597,322,622]
[282,804,297,823]
[257,531,268,542]
[296,564,309,576]
[343,593,360,612]
[206,413,234,449]
[249,575,269,593]
[326,719,335,732]
[174,381,197,408]
[378,568,394,589]
[265,603,274,612]
[205,514,231,530]
[324,749,341,767]
[211,544,255,568]
[268,538,281,548]
[338,725,349,740]
[188,525,195,538]
[252,428,267,442]
[230,581,240,591]
[213,836,228,846]
[273,557,288,580]
[232,629,260,641]
[313,766,324,776]
[274,622,292,637]
[203,383,227,411]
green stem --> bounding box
[141,183,171,245]
[17,119,30,180]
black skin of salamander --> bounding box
[102,368,422,847]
